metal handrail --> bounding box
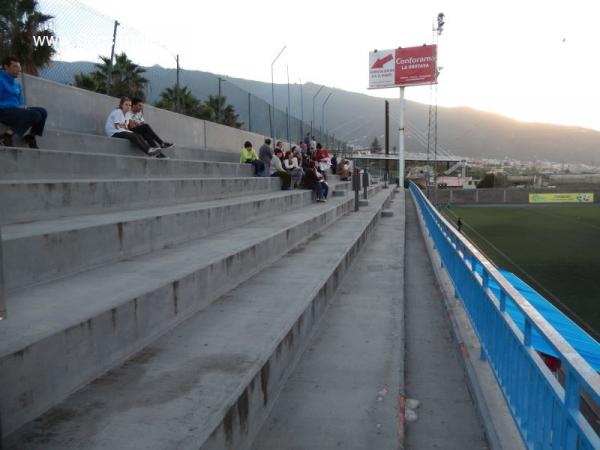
[410,181,600,449]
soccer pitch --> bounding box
[441,204,600,338]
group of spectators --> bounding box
[241,134,351,202]
[0,55,351,201]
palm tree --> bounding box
[203,95,243,128]
[73,72,95,91]
[74,52,148,99]
[154,84,206,119]
[0,0,56,75]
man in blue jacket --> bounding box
[0,56,47,148]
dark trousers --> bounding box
[246,159,265,176]
[0,106,47,137]
[112,131,151,154]
[318,181,329,199]
[132,123,163,147]
[271,170,292,189]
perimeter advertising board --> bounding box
[529,193,594,203]
[369,45,437,89]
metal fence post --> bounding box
[352,167,360,211]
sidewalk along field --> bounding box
[441,205,600,338]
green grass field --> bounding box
[441,205,600,338]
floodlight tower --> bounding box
[427,12,444,195]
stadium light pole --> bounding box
[271,45,286,141]
[217,76,226,123]
[287,65,291,144]
[321,92,333,144]
[299,78,304,141]
[312,85,324,140]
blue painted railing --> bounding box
[409,182,600,450]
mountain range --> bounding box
[41,61,600,165]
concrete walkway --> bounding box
[404,194,487,449]
[252,191,405,450]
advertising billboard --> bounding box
[528,193,594,203]
[369,45,437,89]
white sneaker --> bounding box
[148,147,161,156]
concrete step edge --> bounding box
[3,188,317,292]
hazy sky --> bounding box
[53,0,599,130]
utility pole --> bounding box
[287,66,291,144]
[312,85,324,139]
[271,45,286,141]
[175,54,180,113]
[299,78,304,142]
[248,93,252,132]
[321,92,332,144]
[107,20,120,96]
[217,77,225,123]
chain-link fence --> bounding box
[25,0,346,150]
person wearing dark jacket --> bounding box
[303,161,328,202]
[0,56,47,148]
[259,138,273,177]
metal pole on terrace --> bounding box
[175,54,180,113]
[217,77,226,123]
[287,65,291,144]
[248,93,252,132]
[106,20,120,96]
[312,85,324,141]
[299,78,304,141]
[399,86,405,188]
[321,92,332,146]
[271,45,286,141]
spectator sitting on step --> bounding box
[271,148,292,190]
[331,153,338,174]
[284,149,304,188]
[275,140,285,157]
[105,97,161,157]
[240,140,265,176]
[259,138,273,177]
[314,143,331,173]
[303,161,328,202]
[338,159,351,181]
[293,147,304,168]
[0,56,47,149]
[127,98,174,154]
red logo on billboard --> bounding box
[394,45,437,86]
[371,54,394,69]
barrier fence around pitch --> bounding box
[409,182,600,450]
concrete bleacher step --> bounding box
[0,147,253,180]
[4,187,393,450]
[0,176,281,225]
[0,184,382,439]
[35,128,240,163]
[3,186,346,292]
